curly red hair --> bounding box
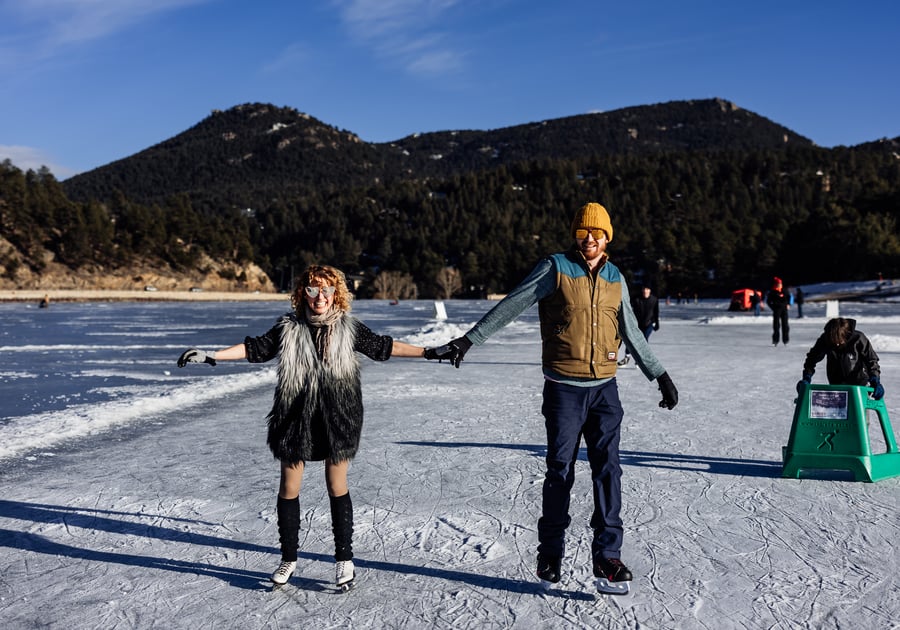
[290,264,353,314]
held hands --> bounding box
[424,345,455,361]
[869,376,885,400]
[424,336,472,368]
[177,348,217,367]
[656,371,678,410]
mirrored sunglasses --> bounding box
[304,285,336,298]
[574,227,606,240]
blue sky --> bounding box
[1,0,898,179]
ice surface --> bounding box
[1,292,899,629]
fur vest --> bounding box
[266,313,363,463]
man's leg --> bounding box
[582,379,625,560]
[538,380,585,560]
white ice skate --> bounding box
[271,560,296,585]
[336,560,355,592]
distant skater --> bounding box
[750,290,761,316]
[794,287,804,318]
[39,294,50,308]
[766,277,790,346]
[177,264,445,590]
[618,285,659,365]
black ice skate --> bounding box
[536,553,561,589]
[593,557,632,595]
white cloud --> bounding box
[331,0,465,78]
[335,0,460,38]
[0,145,76,178]
[261,42,311,75]
[404,45,463,77]
[1,0,212,59]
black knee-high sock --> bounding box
[329,493,353,562]
[277,495,300,562]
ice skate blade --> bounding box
[596,578,630,595]
[338,580,356,593]
[538,578,558,592]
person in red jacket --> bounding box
[765,277,790,346]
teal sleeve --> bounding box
[618,282,667,380]
[466,258,556,346]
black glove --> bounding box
[653,322,659,331]
[657,371,678,409]
[177,348,217,367]
[796,372,812,396]
[869,376,885,400]
[447,336,473,368]
[424,336,472,367]
[425,345,456,362]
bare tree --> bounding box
[373,270,418,300]
[435,266,462,299]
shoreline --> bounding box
[0,289,288,303]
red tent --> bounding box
[729,288,762,311]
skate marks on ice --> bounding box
[619,462,900,629]
[268,570,346,596]
[3,309,900,629]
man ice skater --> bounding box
[431,202,678,594]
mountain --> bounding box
[5,98,896,297]
[63,98,814,206]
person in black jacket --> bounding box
[794,287,805,318]
[796,317,884,399]
[632,286,659,338]
[766,277,790,346]
[618,285,660,365]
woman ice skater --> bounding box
[178,264,442,589]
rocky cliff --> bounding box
[0,236,275,292]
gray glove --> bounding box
[177,348,217,367]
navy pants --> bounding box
[538,378,625,561]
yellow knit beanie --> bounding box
[571,202,613,242]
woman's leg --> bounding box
[326,459,354,585]
[280,460,305,499]
[276,461,305,564]
[324,459,349,497]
